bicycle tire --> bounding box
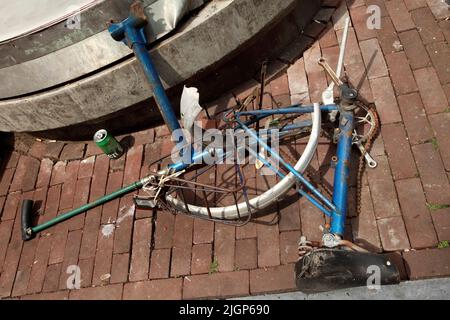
[164,103,322,219]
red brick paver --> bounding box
[149,249,171,279]
[398,30,431,70]
[69,284,123,300]
[183,271,249,299]
[129,218,152,281]
[381,123,418,180]
[1,0,450,300]
[124,278,182,300]
[191,244,212,275]
[385,0,416,32]
[403,248,450,280]
[250,264,296,295]
[395,178,438,249]
[214,223,236,272]
[377,216,411,251]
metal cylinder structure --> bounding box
[0,0,323,135]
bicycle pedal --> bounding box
[134,196,157,209]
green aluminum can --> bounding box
[94,129,124,159]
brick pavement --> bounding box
[0,0,449,300]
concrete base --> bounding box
[32,1,324,140]
[0,0,324,137]
[239,278,450,300]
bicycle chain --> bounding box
[353,99,380,217]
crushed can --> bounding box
[94,129,124,159]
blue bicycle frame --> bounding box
[20,3,355,241]
[108,14,354,237]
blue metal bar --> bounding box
[168,119,311,171]
[110,20,188,158]
[330,110,354,235]
[132,41,182,134]
[237,104,337,117]
[109,18,183,134]
[169,149,211,172]
[109,13,186,149]
[239,105,337,128]
[275,121,313,132]
[246,146,333,217]
[235,118,337,212]
[169,126,335,218]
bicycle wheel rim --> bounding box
[164,103,322,220]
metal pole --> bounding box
[330,110,354,235]
[237,104,338,117]
[246,146,333,217]
[132,41,182,134]
[336,16,350,79]
[31,180,145,234]
[235,118,337,212]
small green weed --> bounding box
[209,258,219,274]
[438,241,449,249]
[426,202,450,211]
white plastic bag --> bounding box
[180,86,203,134]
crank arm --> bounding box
[318,58,343,87]
[354,141,377,168]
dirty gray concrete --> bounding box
[239,278,450,300]
[0,0,321,132]
[0,0,207,99]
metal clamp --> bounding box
[322,233,341,248]
[134,196,158,209]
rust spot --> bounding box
[343,160,350,168]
